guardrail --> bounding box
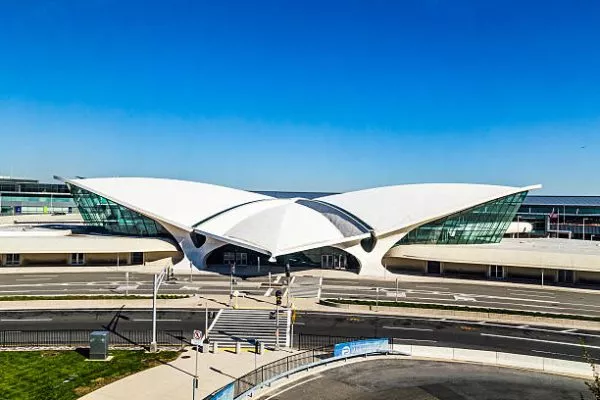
[0,329,184,348]
[203,345,335,400]
[204,337,396,400]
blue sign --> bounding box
[210,382,234,400]
[333,338,389,357]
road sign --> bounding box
[191,330,203,345]
[291,309,297,324]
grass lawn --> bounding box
[0,350,180,400]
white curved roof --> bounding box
[317,183,541,236]
[63,177,272,230]
[194,199,370,256]
[62,177,540,256]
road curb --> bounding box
[318,299,600,331]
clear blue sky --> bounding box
[1,1,599,194]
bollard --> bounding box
[259,341,265,355]
[212,342,219,353]
[236,342,241,354]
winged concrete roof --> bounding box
[62,177,540,257]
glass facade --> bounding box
[68,184,171,238]
[397,192,528,245]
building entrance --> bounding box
[427,261,441,274]
[321,254,347,269]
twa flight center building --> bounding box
[3,177,600,286]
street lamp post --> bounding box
[150,267,168,352]
[229,262,236,307]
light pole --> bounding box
[229,262,235,307]
[583,218,588,241]
[150,267,168,352]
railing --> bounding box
[204,334,395,400]
[296,332,368,350]
[0,329,184,348]
[202,344,334,400]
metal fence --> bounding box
[232,345,332,397]
[204,333,392,400]
[0,329,184,348]
[296,332,368,350]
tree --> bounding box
[582,348,600,400]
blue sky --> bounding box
[1,1,599,194]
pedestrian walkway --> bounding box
[207,309,290,348]
[288,276,321,299]
[81,347,295,400]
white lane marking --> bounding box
[506,291,555,299]
[0,290,32,293]
[1,318,52,322]
[264,288,273,297]
[415,286,449,290]
[180,286,200,291]
[480,333,600,350]
[264,375,321,400]
[386,291,406,298]
[382,326,433,332]
[294,322,306,326]
[28,275,59,278]
[562,328,578,333]
[393,339,438,343]
[116,285,139,291]
[453,295,476,302]
[15,278,53,281]
[273,276,282,284]
[531,350,581,358]
[132,319,182,322]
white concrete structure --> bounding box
[58,177,540,276]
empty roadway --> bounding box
[1,272,599,317]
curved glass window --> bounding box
[397,191,528,245]
[295,199,371,237]
[68,184,171,238]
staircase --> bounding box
[207,309,290,348]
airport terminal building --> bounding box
[1,176,600,286]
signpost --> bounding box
[191,330,203,400]
[275,289,282,350]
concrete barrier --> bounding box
[411,345,454,359]
[543,357,592,377]
[394,344,593,379]
[452,348,497,364]
[497,352,544,370]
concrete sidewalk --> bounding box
[80,347,295,400]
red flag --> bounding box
[549,208,558,220]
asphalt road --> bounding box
[2,310,600,362]
[1,272,599,317]
[259,359,593,400]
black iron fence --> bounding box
[296,332,368,350]
[0,329,184,348]
[232,345,332,397]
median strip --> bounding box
[321,298,600,323]
[0,294,191,301]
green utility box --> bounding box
[89,331,109,360]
